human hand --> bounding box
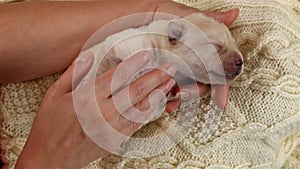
[15,51,176,168]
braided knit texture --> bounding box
[1,0,300,168]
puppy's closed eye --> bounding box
[168,21,185,45]
[213,44,222,52]
[169,37,178,45]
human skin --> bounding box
[0,0,239,168]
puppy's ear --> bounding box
[168,21,185,45]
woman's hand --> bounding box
[15,51,177,168]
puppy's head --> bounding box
[162,13,243,84]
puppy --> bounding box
[78,13,243,122]
[84,13,243,84]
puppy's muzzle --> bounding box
[223,51,243,80]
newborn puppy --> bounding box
[79,13,243,122]
[88,13,243,85]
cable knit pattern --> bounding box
[1,0,300,168]
[0,74,61,167]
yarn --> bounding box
[1,0,300,168]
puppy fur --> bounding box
[82,13,243,87]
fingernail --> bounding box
[171,106,179,113]
[142,51,152,62]
[75,52,94,64]
[161,64,177,75]
[175,91,189,100]
[170,104,180,113]
[164,79,176,92]
[227,8,239,19]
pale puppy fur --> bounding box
[79,13,243,123]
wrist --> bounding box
[14,136,52,169]
[15,152,48,169]
[15,155,45,169]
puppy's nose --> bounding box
[224,52,243,79]
[235,60,243,68]
[234,59,243,75]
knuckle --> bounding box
[135,99,151,112]
[121,122,138,136]
[130,122,140,132]
[101,110,113,122]
[131,84,146,102]
[157,69,170,80]
[113,69,127,83]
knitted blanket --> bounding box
[1,0,300,168]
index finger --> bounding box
[96,51,152,98]
[204,8,239,26]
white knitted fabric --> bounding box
[1,0,300,168]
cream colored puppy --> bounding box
[85,13,243,86]
[78,13,243,122]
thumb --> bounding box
[53,51,94,94]
[205,8,239,26]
